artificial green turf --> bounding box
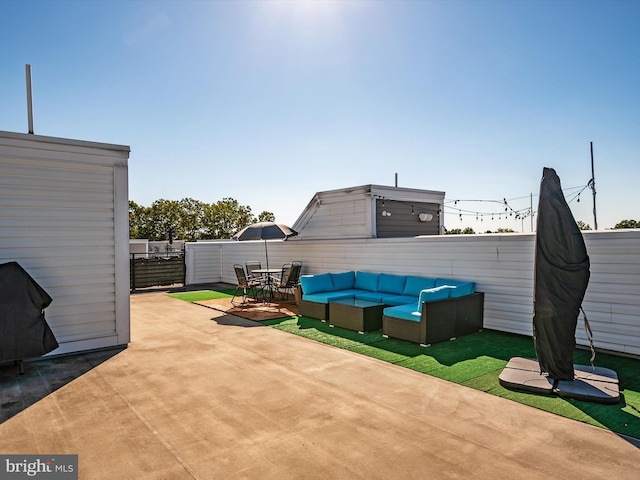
[168,289,235,303]
[268,315,640,440]
[169,290,640,441]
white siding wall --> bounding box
[0,132,130,355]
[296,195,370,239]
[185,230,640,357]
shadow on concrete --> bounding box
[0,346,126,424]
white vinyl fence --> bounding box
[185,230,640,357]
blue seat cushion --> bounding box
[303,292,354,304]
[403,276,436,296]
[378,273,407,294]
[331,271,355,291]
[384,304,421,322]
[354,271,379,291]
[381,295,416,306]
[354,291,385,303]
[300,273,334,295]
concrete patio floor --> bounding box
[1,291,638,479]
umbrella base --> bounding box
[499,357,620,404]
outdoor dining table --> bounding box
[252,268,282,302]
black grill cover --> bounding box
[533,168,590,381]
[0,261,59,362]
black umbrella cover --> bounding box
[533,167,590,381]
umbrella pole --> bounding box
[264,239,269,270]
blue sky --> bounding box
[2,0,638,232]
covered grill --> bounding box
[0,262,58,373]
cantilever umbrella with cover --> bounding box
[232,222,298,269]
[499,167,619,404]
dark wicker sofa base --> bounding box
[383,292,484,345]
[298,297,330,321]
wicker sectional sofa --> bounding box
[298,271,484,345]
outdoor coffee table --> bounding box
[328,298,385,333]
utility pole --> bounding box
[590,142,598,230]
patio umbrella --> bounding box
[232,221,298,269]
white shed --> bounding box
[292,184,446,240]
[0,130,130,355]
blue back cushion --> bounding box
[435,279,476,298]
[403,276,436,296]
[331,271,355,290]
[378,273,407,294]
[449,282,476,298]
[354,271,379,291]
[300,273,334,295]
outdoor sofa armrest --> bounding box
[383,292,484,345]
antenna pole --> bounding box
[26,64,34,134]
[530,192,534,232]
[590,142,597,230]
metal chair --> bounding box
[271,262,302,303]
[246,261,262,281]
[231,264,263,305]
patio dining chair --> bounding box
[270,262,302,303]
[231,264,263,305]
[246,261,262,281]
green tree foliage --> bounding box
[128,201,147,239]
[576,221,592,230]
[614,219,639,229]
[129,198,275,241]
[444,227,476,235]
[258,211,276,222]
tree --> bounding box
[444,227,475,235]
[129,201,149,239]
[201,197,262,239]
[146,199,184,241]
[576,221,592,230]
[129,197,275,241]
[614,219,639,229]
[495,228,516,233]
[178,198,207,240]
[258,211,275,222]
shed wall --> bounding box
[0,131,130,355]
[185,230,640,357]
[296,195,370,239]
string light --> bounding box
[443,182,589,225]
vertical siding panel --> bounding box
[0,132,130,355]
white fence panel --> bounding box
[184,230,640,356]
